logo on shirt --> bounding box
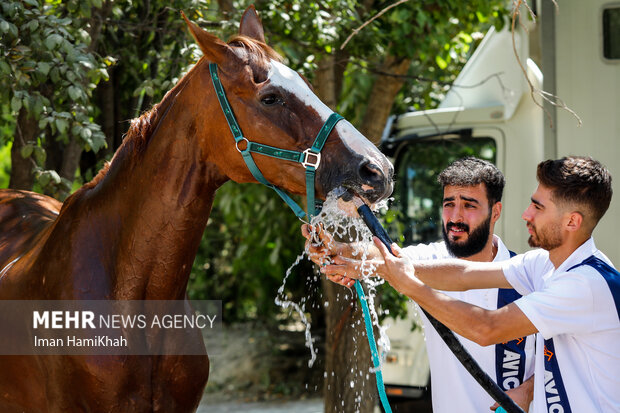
[497,338,526,389]
[496,284,527,390]
[543,339,572,413]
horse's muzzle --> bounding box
[356,159,394,204]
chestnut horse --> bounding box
[0,6,392,413]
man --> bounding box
[304,157,535,412]
[327,156,619,412]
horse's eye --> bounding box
[261,94,281,106]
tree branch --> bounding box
[340,0,411,50]
[510,0,581,128]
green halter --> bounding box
[209,63,343,221]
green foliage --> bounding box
[0,103,13,145]
[251,0,507,121]
[0,142,10,188]
[0,0,108,194]
[101,0,206,109]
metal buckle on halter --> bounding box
[235,137,250,153]
[301,149,321,169]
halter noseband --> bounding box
[209,63,343,221]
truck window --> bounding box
[392,138,496,246]
[603,6,620,60]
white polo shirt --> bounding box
[402,235,536,413]
[503,238,620,412]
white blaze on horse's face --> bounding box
[267,61,383,163]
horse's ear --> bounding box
[181,11,231,65]
[239,5,265,43]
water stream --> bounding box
[275,189,392,373]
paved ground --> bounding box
[197,397,324,413]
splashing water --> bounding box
[274,252,318,367]
[309,189,392,366]
[275,188,392,370]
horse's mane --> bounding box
[228,35,282,82]
[80,105,164,191]
[82,73,190,192]
[81,35,281,192]
[229,34,282,63]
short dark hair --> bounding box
[438,157,505,205]
[536,156,613,225]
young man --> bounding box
[329,156,619,412]
[304,157,535,412]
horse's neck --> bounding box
[63,88,228,300]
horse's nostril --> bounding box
[358,161,385,187]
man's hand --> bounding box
[369,236,422,294]
[320,236,416,290]
[301,223,355,266]
[301,225,384,288]
[490,376,534,412]
[319,255,364,288]
[301,223,334,266]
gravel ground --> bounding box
[199,322,324,407]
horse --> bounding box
[0,6,393,413]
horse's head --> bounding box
[182,6,393,209]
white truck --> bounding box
[380,0,620,409]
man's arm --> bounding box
[373,237,538,346]
[320,238,513,291]
[413,258,513,290]
[410,282,537,346]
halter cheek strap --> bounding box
[209,63,342,221]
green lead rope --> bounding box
[355,280,393,413]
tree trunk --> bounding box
[360,55,411,145]
[53,137,83,199]
[315,55,338,110]
[55,1,115,194]
[87,1,113,53]
[216,0,235,14]
[9,108,38,190]
[322,279,376,413]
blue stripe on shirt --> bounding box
[495,250,528,390]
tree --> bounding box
[0,0,109,198]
